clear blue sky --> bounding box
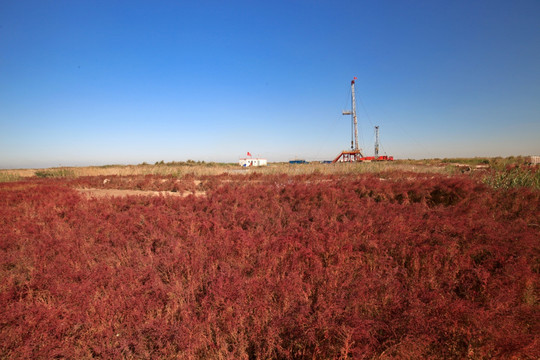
[1,0,539,168]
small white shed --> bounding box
[239,158,267,167]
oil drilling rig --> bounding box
[332,77,393,163]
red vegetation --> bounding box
[1,173,538,359]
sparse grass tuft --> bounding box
[0,173,21,182]
[2,156,534,180]
[482,166,539,190]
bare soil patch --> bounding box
[77,188,205,198]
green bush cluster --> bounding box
[440,157,491,165]
[487,156,530,171]
[34,168,75,178]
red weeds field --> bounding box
[0,173,538,359]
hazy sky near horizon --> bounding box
[1,0,539,168]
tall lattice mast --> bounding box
[374,126,380,158]
[333,77,394,163]
[342,77,359,151]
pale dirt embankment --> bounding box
[76,188,206,198]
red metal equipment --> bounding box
[332,150,363,163]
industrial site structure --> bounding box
[239,158,267,167]
[333,78,393,163]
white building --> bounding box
[239,158,267,167]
